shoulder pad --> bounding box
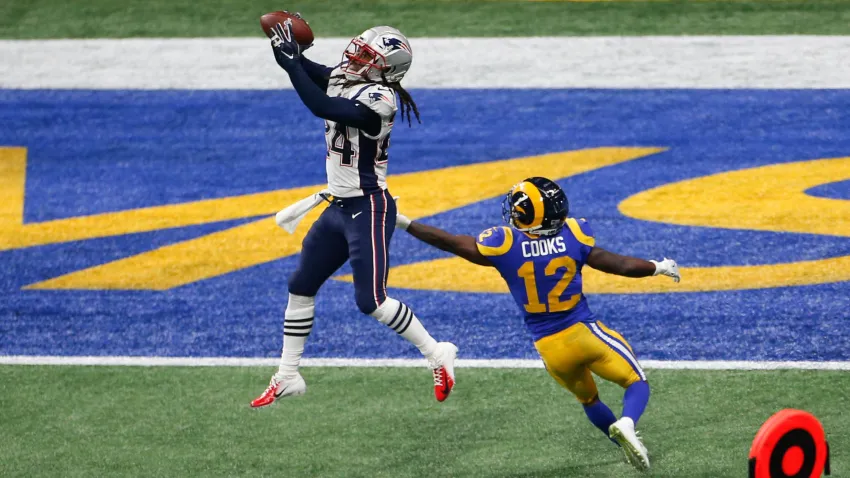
[357,85,397,119]
[565,218,594,247]
[476,226,514,257]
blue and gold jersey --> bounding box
[476,218,597,341]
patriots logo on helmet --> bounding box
[382,37,411,53]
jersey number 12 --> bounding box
[517,257,581,314]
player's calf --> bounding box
[370,297,437,356]
[582,396,618,439]
[278,294,315,378]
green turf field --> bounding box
[2,0,850,38]
[0,366,845,477]
[2,1,847,477]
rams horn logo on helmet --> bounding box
[501,177,569,236]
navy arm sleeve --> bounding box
[299,57,333,91]
[285,62,382,136]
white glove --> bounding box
[393,195,411,230]
[396,213,411,230]
[650,258,680,283]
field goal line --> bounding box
[1,356,848,370]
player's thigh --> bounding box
[534,326,599,403]
[548,364,599,404]
[583,321,646,388]
[347,190,395,313]
[288,207,349,297]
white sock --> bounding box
[278,293,315,378]
[371,297,438,357]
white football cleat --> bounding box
[609,417,650,471]
[250,372,307,408]
[428,342,458,402]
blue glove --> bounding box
[270,21,301,71]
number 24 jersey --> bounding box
[324,67,397,198]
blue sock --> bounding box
[622,381,651,425]
[583,398,617,437]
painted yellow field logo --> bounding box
[2,146,849,293]
[363,156,850,294]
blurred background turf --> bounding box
[2,0,850,38]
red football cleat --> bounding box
[428,342,458,402]
[250,372,306,408]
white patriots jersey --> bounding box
[324,67,398,198]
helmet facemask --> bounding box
[340,27,413,83]
[343,38,388,81]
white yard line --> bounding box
[0,355,848,370]
[2,36,850,89]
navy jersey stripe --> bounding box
[357,130,380,193]
[351,84,372,100]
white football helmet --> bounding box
[342,26,413,83]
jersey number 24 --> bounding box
[517,257,581,314]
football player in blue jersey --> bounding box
[251,18,458,408]
[396,177,680,471]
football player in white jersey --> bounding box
[251,17,458,408]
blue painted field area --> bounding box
[1,89,849,360]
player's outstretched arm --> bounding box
[397,215,493,267]
[269,23,381,135]
[587,247,681,282]
[299,57,333,91]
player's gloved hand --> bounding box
[650,258,680,283]
[396,213,411,231]
[281,11,313,50]
[392,196,412,230]
[270,21,301,70]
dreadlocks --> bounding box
[381,72,420,126]
[331,73,421,126]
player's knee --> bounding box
[368,297,401,322]
[621,374,645,389]
[356,293,380,315]
[580,394,601,407]
[288,271,319,297]
[576,393,599,406]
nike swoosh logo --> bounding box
[352,212,362,219]
[274,385,291,398]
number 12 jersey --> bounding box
[475,218,598,341]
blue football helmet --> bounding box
[502,177,569,236]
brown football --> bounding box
[260,11,314,48]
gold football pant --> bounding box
[534,321,646,404]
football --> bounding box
[260,11,314,48]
